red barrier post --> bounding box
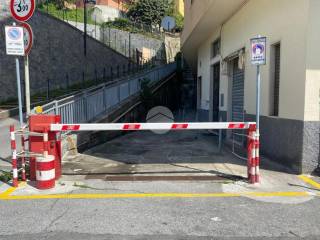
[247,125,256,184]
[255,131,260,183]
[21,135,26,181]
[10,125,18,187]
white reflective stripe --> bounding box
[10,132,15,141]
[43,133,48,142]
[13,169,18,178]
[256,166,260,175]
[36,169,55,181]
[255,148,259,158]
[36,155,55,163]
[51,122,256,131]
[12,150,17,160]
[251,148,256,158]
[250,167,256,175]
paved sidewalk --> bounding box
[0,116,20,170]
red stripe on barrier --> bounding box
[11,140,16,150]
[61,125,81,131]
[172,124,189,129]
[123,124,141,130]
[36,161,55,171]
[228,123,245,129]
[36,179,55,190]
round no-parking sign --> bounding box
[10,0,35,22]
[20,22,33,55]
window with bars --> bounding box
[211,38,221,59]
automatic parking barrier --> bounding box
[50,121,260,184]
[9,119,261,187]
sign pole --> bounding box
[9,0,36,123]
[15,52,24,127]
[250,35,266,184]
[256,64,261,132]
[24,55,31,116]
[9,22,24,127]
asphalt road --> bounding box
[0,193,320,239]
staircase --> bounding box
[180,62,196,110]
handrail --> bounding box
[33,63,177,124]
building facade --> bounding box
[181,0,320,173]
[77,0,130,11]
[175,0,184,16]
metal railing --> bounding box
[34,63,176,124]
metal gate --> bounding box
[232,58,245,143]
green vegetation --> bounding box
[126,0,184,32]
[37,2,94,24]
[127,0,171,26]
[101,18,162,39]
[102,18,141,33]
[0,171,12,183]
[173,12,184,32]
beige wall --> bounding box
[305,0,320,121]
[181,0,214,46]
[197,0,311,121]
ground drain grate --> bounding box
[84,175,233,181]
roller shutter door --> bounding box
[232,58,244,143]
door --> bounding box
[212,63,220,122]
[232,58,244,143]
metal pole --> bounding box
[76,4,78,28]
[24,55,31,116]
[95,16,97,39]
[16,58,23,127]
[83,0,87,56]
[255,64,261,184]
[256,65,261,132]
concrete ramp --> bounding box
[62,130,248,181]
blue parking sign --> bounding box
[251,37,266,65]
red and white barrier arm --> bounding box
[50,122,256,132]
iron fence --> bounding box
[35,63,176,124]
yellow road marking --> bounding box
[0,191,316,201]
[246,191,310,197]
[0,182,26,198]
[0,187,17,197]
[299,175,320,189]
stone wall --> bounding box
[100,27,166,63]
[0,11,130,102]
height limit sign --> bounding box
[251,37,266,65]
[10,0,35,22]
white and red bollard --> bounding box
[36,155,55,190]
[36,128,55,190]
[247,126,260,184]
[10,125,18,187]
[254,131,260,183]
[21,135,26,182]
